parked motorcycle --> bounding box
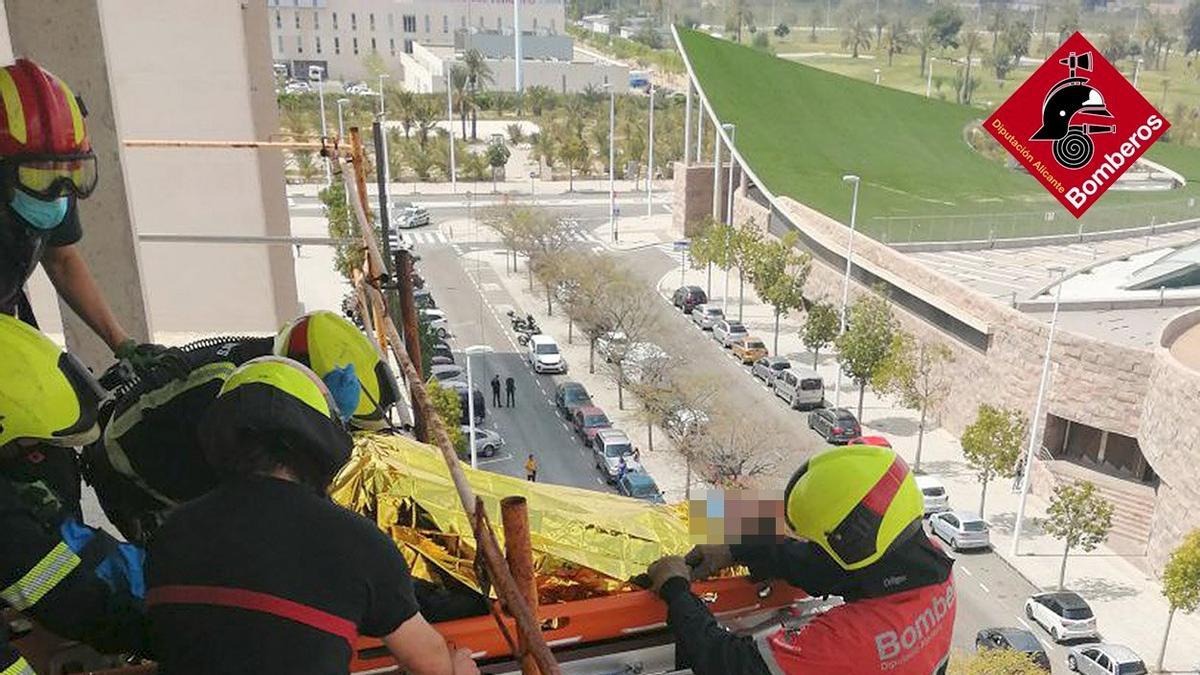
[507,310,539,334]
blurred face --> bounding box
[688,488,790,546]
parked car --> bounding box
[974,628,1050,671]
[774,369,825,410]
[752,356,792,386]
[428,364,464,384]
[621,342,669,385]
[459,425,504,459]
[527,334,567,374]
[807,407,861,444]
[430,340,454,363]
[617,473,665,504]
[430,355,454,367]
[572,405,611,446]
[446,381,485,425]
[414,288,436,310]
[592,428,642,482]
[915,475,950,515]
[595,330,628,363]
[672,285,708,313]
[730,336,768,364]
[1025,591,1098,643]
[690,304,725,330]
[283,79,310,94]
[930,511,990,550]
[1066,644,1146,675]
[665,408,709,441]
[555,381,593,419]
[392,204,431,229]
[848,435,892,447]
[419,308,449,338]
[712,320,748,347]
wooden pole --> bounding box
[397,248,426,441]
[349,128,390,355]
[339,159,561,675]
[501,497,540,675]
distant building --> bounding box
[267,0,567,83]
[400,36,628,94]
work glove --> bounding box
[114,339,190,382]
[684,544,735,580]
[646,555,690,596]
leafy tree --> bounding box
[362,51,388,80]
[1100,25,1134,62]
[600,279,660,410]
[834,290,897,420]
[427,380,467,458]
[320,181,361,282]
[1185,0,1200,54]
[949,648,1046,674]
[803,301,839,368]
[1056,0,1080,44]
[959,28,983,104]
[1044,481,1113,590]
[914,24,937,77]
[752,31,771,51]
[633,24,664,49]
[701,418,777,488]
[960,405,1027,519]
[727,0,754,42]
[687,216,732,299]
[462,49,494,140]
[842,9,873,58]
[776,22,792,38]
[884,17,914,66]
[729,220,764,321]
[927,4,964,49]
[561,253,621,370]
[1158,529,1200,672]
[748,233,811,354]
[525,85,553,116]
[485,140,510,192]
[871,333,954,471]
[293,150,320,183]
[558,132,590,192]
[505,123,525,145]
[448,64,470,139]
[991,20,1032,80]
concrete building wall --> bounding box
[402,46,627,94]
[460,31,572,60]
[268,0,566,83]
[102,0,298,334]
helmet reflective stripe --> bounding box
[0,541,81,611]
[219,356,335,419]
[0,314,98,448]
[0,59,90,157]
[0,69,27,145]
[2,656,35,675]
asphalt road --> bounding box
[288,190,672,222]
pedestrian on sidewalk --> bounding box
[505,376,516,407]
[617,456,628,483]
[491,375,502,408]
[1011,457,1026,493]
[525,454,538,482]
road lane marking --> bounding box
[978,582,990,594]
[1018,618,1033,631]
[959,566,972,576]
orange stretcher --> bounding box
[350,576,807,671]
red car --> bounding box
[848,435,892,448]
[572,405,612,447]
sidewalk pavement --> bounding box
[461,211,1200,672]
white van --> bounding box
[772,368,824,410]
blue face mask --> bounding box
[322,363,362,424]
[10,190,70,231]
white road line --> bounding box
[978,582,990,594]
[1017,617,1033,631]
[959,566,972,576]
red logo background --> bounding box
[983,32,1169,217]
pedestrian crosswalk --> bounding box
[392,230,449,246]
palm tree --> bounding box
[914,24,936,77]
[462,49,494,140]
[842,11,872,58]
[557,131,589,192]
[448,65,469,140]
[412,97,437,150]
[280,108,313,140]
[884,18,912,66]
[388,88,417,139]
[491,91,512,117]
[525,85,552,117]
[727,0,753,42]
[590,123,611,174]
[959,28,982,104]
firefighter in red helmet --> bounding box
[0,58,180,376]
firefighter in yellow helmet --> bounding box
[0,315,148,674]
[145,357,477,675]
[84,310,400,546]
[644,446,956,674]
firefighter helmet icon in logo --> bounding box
[1031,51,1115,169]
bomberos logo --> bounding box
[983,32,1169,218]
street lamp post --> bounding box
[722,123,737,317]
[874,68,881,85]
[336,98,349,139]
[1133,57,1144,88]
[603,83,616,242]
[316,66,331,186]
[378,73,391,217]
[647,82,655,216]
[377,73,388,115]
[446,77,457,193]
[834,174,861,408]
[1012,266,1067,557]
[926,58,934,98]
[464,345,494,469]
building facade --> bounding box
[400,37,628,94]
[267,0,567,83]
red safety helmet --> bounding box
[0,58,97,200]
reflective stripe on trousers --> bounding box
[1,541,81,610]
[1,656,35,675]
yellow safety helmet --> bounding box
[199,356,352,487]
[274,310,398,431]
[0,314,101,448]
[783,445,924,571]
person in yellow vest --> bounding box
[524,454,538,482]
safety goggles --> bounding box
[2,153,98,200]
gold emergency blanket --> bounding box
[329,434,691,601]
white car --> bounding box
[929,511,990,551]
[419,308,449,338]
[527,334,566,374]
[914,475,949,515]
[712,319,748,347]
[690,304,725,330]
[1025,591,1098,643]
[1067,644,1146,675]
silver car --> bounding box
[690,304,725,330]
[712,319,748,347]
[459,425,504,458]
[930,511,990,551]
[1067,644,1146,675]
[752,356,792,387]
